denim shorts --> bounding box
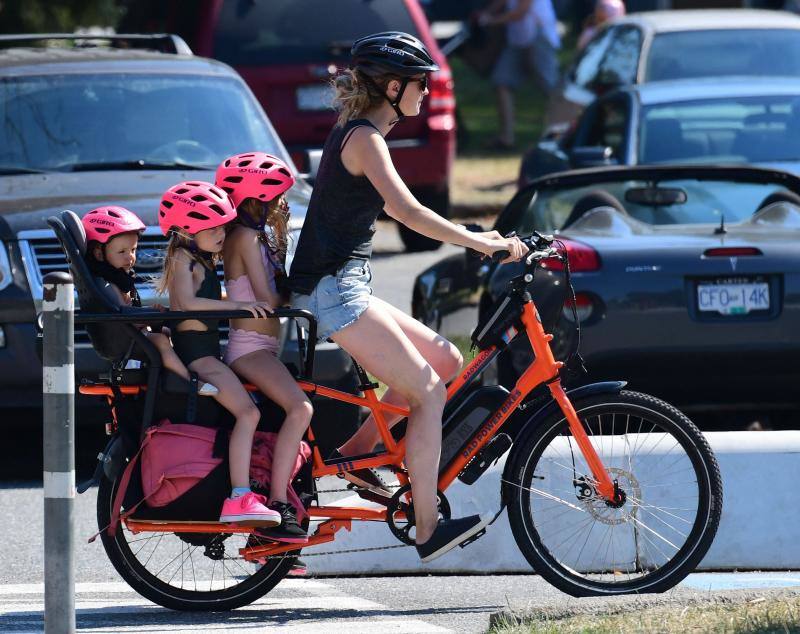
[291,259,373,342]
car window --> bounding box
[581,97,628,157]
[639,95,800,165]
[213,0,420,66]
[596,26,641,87]
[571,27,615,89]
[645,29,800,82]
[0,73,290,172]
[513,178,788,232]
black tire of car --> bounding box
[97,473,301,611]
[505,390,723,597]
[399,186,449,252]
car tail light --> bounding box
[703,247,763,257]
[563,293,594,323]
[427,68,455,114]
[541,238,601,272]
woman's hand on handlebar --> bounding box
[481,235,529,263]
[237,301,272,319]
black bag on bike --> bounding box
[471,291,526,351]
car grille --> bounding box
[19,228,227,346]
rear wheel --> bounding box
[505,390,722,596]
[97,474,305,611]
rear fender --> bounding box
[500,380,627,507]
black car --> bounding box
[520,77,800,186]
[0,35,358,439]
[413,165,800,426]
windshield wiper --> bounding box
[0,165,52,175]
[64,160,212,172]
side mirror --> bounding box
[570,145,617,167]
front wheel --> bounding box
[505,390,722,596]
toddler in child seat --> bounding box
[81,206,217,396]
[156,181,281,528]
[216,152,313,543]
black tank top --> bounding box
[289,119,385,294]
[177,260,221,332]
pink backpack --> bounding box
[109,420,311,535]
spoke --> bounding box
[503,478,587,513]
[628,495,697,524]
[573,517,597,569]
[141,533,164,569]
[548,515,596,554]
[630,515,680,552]
[189,544,197,592]
[155,544,190,579]
[635,504,691,539]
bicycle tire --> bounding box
[505,390,722,596]
[97,473,303,611]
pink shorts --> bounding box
[223,328,279,366]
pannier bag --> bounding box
[108,420,311,535]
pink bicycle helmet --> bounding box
[215,152,295,207]
[158,181,237,236]
[82,206,145,244]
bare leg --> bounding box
[339,296,462,457]
[146,331,189,380]
[497,85,515,146]
[332,302,446,544]
[188,357,261,489]
[231,350,314,503]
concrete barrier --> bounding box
[304,431,800,574]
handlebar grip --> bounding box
[491,250,510,263]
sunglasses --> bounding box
[412,75,428,92]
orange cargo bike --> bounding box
[49,211,722,611]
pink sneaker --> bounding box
[219,492,281,527]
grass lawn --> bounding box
[490,594,800,634]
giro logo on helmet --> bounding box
[89,218,115,227]
[380,45,407,57]
[238,168,269,174]
[171,194,196,206]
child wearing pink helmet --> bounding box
[81,206,217,396]
[156,181,281,528]
[215,152,312,543]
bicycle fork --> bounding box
[520,301,617,502]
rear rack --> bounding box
[0,33,192,55]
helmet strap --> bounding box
[386,78,409,123]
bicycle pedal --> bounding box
[458,528,487,549]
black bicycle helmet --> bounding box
[350,31,439,120]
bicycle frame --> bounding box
[80,293,617,558]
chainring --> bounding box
[386,484,451,545]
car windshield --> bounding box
[512,178,793,232]
[639,94,800,164]
[645,30,800,81]
[213,0,420,66]
[0,73,292,173]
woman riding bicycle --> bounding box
[288,31,527,562]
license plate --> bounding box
[697,281,770,315]
[296,84,334,111]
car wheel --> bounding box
[400,186,449,252]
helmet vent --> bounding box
[107,210,120,218]
[278,168,291,177]
[209,186,224,199]
[238,160,252,167]
[162,201,174,209]
[261,178,282,186]
[175,188,189,194]
[159,210,166,217]
[96,228,110,234]
[207,204,226,216]
[191,194,207,202]
[223,176,243,183]
[187,211,210,221]
[259,161,274,169]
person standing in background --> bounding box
[577,0,626,51]
[477,0,561,149]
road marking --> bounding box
[682,572,800,591]
[0,579,452,633]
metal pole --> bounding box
[42,271,75,634]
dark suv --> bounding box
[0,34,358,439]
[120,0,457,252]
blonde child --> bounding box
[156,181,280,527]
[216,152,313,543]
